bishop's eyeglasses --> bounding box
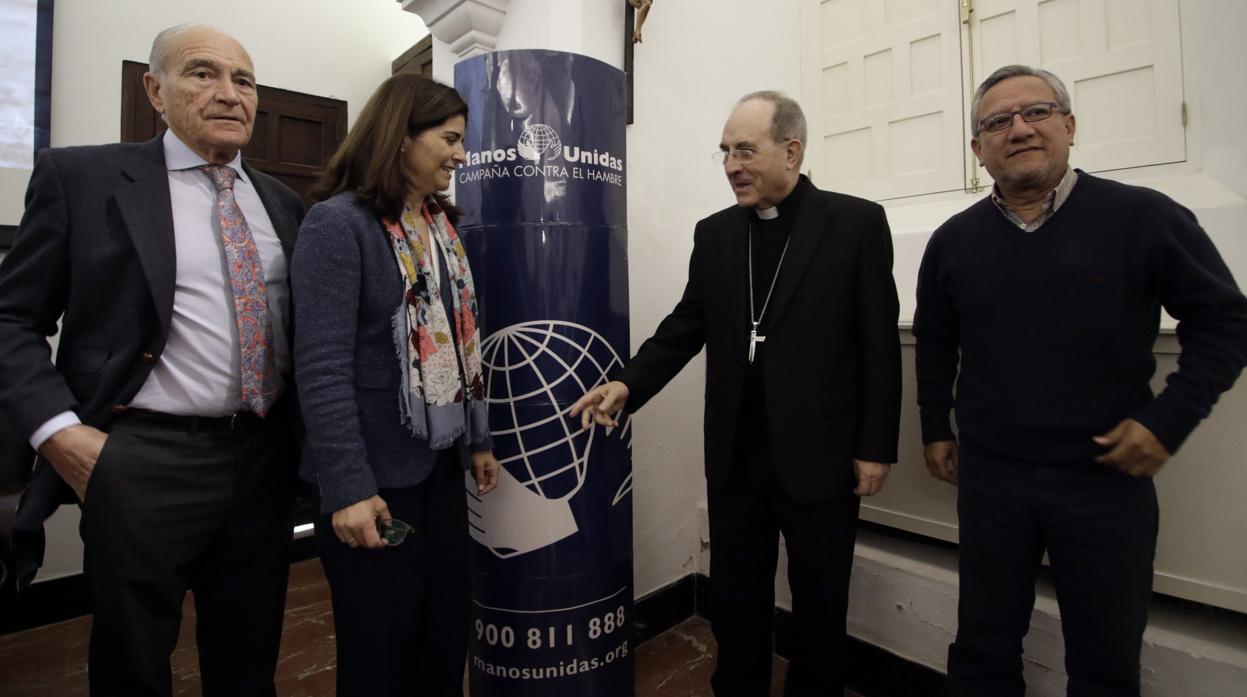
[710,139,792,165]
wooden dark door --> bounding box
[121,61,346,207]
[392,34,433,77]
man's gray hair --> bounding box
[738,90,808,146]
[737,91,806,167]
[970,64,1072,135]
[148,24,227,77]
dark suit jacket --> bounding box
[616,179,901,503]
[0,136,304,524]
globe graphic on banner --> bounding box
[468,320,631,559]
[517,123,562,162]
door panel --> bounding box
[802,0,967,200]
[968,0,1185,181]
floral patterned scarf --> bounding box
[384,198,488,450]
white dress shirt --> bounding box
[30,130,291,449]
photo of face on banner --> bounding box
[492,51,574,204]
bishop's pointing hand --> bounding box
[570,381,630,430]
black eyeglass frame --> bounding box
[975,101,1068,135]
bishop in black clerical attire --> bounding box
[573,91,902,696]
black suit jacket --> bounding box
[617,180,901,503]
[0,136,304,514]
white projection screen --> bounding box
[0,0,50,229]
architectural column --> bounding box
[398,0,509,59]
[400,0,624,82]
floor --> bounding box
[0,560,863,697]
[0,560,339,696]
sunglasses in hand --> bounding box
[377,518,415,546]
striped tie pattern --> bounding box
[200,165,278,416]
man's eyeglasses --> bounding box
[976,102,1064,134]
[378,518,414,546]
[710,140,791,166]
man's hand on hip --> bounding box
[38,424,109,502]
[1094,418,1170,477]
[570,381,630,430]
[923,440,959,485]
[853,460,891,496]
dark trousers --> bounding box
[948,445,1158,697]
[708,421,861,697]
[80,406,296,697]
[316,450,471,697]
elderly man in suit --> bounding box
[0,25,303,696]
[572,91,901,696]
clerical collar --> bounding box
[753,175,811,221]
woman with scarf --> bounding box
[291,73,500,697]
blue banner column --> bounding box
[454,50,633,697]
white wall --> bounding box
[16,3,1247,687]
[483,0,1247,689]
[1184,0,1247,202]
[21,0,429,582]
[621,0,803,599]
[2,0,430,221]
[449,0,802,600]
[858,0,1247,614]
[492,0,623,69]
[48,0,429,146]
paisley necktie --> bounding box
[200,165,278,416]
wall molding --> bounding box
[398,0,508,58]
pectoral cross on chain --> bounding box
[749,322,766,364]
[747,224,790,365]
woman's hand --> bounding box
[332,495,391,549]
[472,451,501,496]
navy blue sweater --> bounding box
[914,172,1247,464]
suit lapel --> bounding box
[115,137,176,334]
[765,189,831,328]
[246,163,299,261]
[719,207,751,351]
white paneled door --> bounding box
[801,0,1186,201]
[801,0,967,200]
[967,0,1186,184]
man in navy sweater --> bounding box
[914,65,1247,697]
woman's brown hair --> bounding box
[311,73,468,223]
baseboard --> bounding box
[0,533,320,635]
[634,570,947,696]
[774,607,948,696]
[631,572,699,645]
[5,553,949,696]
[0,570,90,634]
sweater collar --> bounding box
[990,166,1078,232]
